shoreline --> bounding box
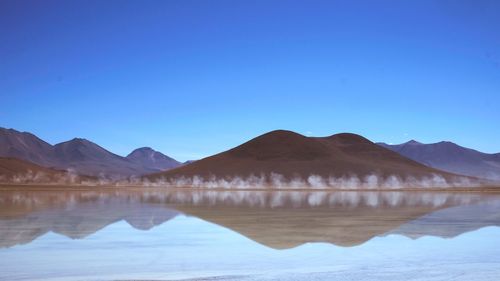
[1,183,500,193]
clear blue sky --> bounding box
[1,0,499,161]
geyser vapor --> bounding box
[137,173,480,189]
[1,171,481,189]
[0,170,82,184]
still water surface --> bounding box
[1,188,500,280]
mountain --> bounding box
[0,128,56,167]
[53,138,152,177]
[0,157,88,183]
[378,140,500,180]
[126,147,181,172]
[147,130,468,188]
[0,128,180,178]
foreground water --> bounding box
[1,187,500,280]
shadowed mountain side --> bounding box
[378,140,500,180]
[147,130,469,188]
[1,189,497,249]
[0,157,91,183]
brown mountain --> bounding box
[378,140,500,180]
[0,157,87,183]
[148,130,466,187]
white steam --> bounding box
[1,189,490,209]
[131,173,481,189]
[0,171,484,189]
[0,169,82,184]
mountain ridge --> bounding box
[378,140,500,180]
[2,127,497,185]
[0,127,180,178]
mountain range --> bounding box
[1,127,499,185]
[0,127,181,178]
[378,140,500,180]
[149,130,466,187]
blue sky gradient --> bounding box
[1,0,499,160]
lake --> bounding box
[1,187,500,280]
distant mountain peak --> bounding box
[67,137,92,145]
[127,147,161,158]
[56,138,103,152]
[405,140,422,145]
[129,147,155,154]
[126,147,181,171]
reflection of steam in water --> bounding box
[1,189,499,249]
[142,190,485,208]
[0,189,488,209]
[166,191,500,248]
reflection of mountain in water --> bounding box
[0,191,180,248]
[389,199,500,239]
[1,189,500,249]
[171,191,499,248]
